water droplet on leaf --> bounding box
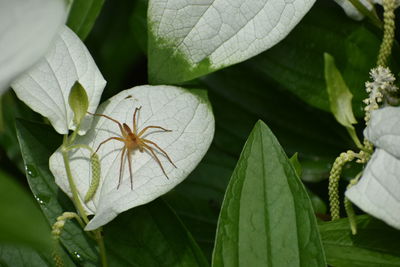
[35,194,50,205]
[25,164,38,178]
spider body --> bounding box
[89,107,177,189]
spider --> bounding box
[89,106,177,190]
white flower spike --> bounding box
[346,106,400,229]
[0,0,68,93]
[12,26,106,135]
[49,85,215,231]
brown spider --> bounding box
[89,106,177,189]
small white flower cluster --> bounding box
[364,66,398,122]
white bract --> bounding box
[148,0,315,82]
[334,0,400,20]
[12,26,106,135]
[49,85,215,230]
[0,0,68,93]
[346,107,400,229]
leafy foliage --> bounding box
[320,216,400,266]
[3,0,400,266]
[67,0,105,40]
[212,121,326,266]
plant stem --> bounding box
[62,134,109,266]
[61,135,89,224]
[94,229,108,267]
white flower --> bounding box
[363,67,398,121]
[49,85,215,230]
[0,0,68,93]
[11,26,106,135]
[346,106,400,229]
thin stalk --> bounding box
[94,229,108,267]
[61,135,89,224]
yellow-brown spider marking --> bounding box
[88,106,177,190]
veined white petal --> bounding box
[49,85,215,231]
[12,26,106,135]
[364,106,400,158]
[0,0,68,93]
[346,148,400,229]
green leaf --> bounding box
[290,153,302,177]
[105,199,209,267]
[0,91,42,171]
[288,154,327,215]
[84,0,145,98]
[320,215,400,267]
[15,119,98,266]
[212,121,326,266]
[164,57,349,258]
[324,52,362,148]
[0,244,75,267]
[324,53,357,127]
[247,1,400,117]
[0,170,51,250]
[164,147,236,260]
[68,81,89,127]
[67,0,105,40]
[306,189,327,215]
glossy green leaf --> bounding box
[290,153,303,177]
[212,121,326,266]
[320,215,400,267]
[0,91,41,171]
[15,119,99,266]
[0,170,51,250]
[324,53,357,128]
[67,0,105,40]
[105,199,208,267]
[247,1,400,116]
[0,244,75,267]
[324,52,362,148]
[164,59,348,258]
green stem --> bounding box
[94,229,108,267]
[61,135,89,224]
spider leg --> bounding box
[142,143,170,179]
[142,139,177,168]
[117,146,126,189]
[138,126,171,137]
[133,106,142,134]
[88,112,126,137]
[94,137,125,154]
[127,148,133,190]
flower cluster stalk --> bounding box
[60,133,108,267]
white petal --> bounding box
[333,0,372,20]
[0,0,68,93]
[334,0,400,21]
[49,85,215,230]
[12,26,106,135]
[364,106,400,158]
[148,0,315,81]
[346,149,400,229]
